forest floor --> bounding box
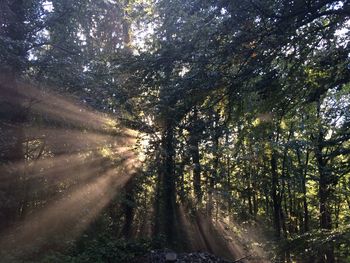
[131,222,271,263]
[132,250,241,262]
[184,216,272,263]
[132,212,272,263]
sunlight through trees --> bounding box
[0,0,349,262]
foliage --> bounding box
[281,226,350,262]
[0,0,349,262]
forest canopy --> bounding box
[0,0,349,262]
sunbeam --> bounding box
[24,126,136,155]
[2,1,349,261]
[0,166,135,253]
[0,80,135,136]
[0,77,142,259]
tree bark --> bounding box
[121,178,135,239]
[160,121,176,245]
[314,101,334,263]
[271,151,281,238]
[189,108,202,204]
[208,134,219,216]
[297,149,309,233]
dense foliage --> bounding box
[0,0,349,262]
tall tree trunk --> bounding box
[119,0,136,239]
[317,162,334,263]
[160,121,176,245]
[314,101,334,263]
[297,149,309,233]
[208,134,219,216]
[121,178,135,239]
[153,156,162,237]
[271,151,281,238]
[282,126,293,236]
[317,156,332,230]
[189,108,202,204]
[265,189,270,217]
[178,158,186,203]
[226,154,232,215]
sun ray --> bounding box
[0,77,143,258]
[0,150,140,252]
[1,81,136,136]
[25,126,135,153]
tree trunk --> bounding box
[297,149,309,233]
[160,121,176,245]
[314,101,334,263]
[121,178,135,239]
[271,151,281,238]
[226,155,232,215]
[189,108,202,204]
[208,134,219,216]
[318,163,332,230]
